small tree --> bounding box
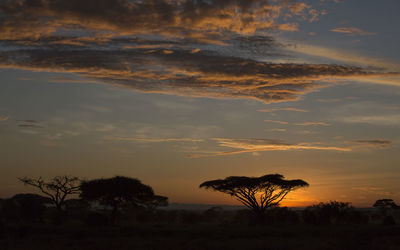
[200,174,308,220]
[80,176,164,222]
[18,176,81,212]
[373,199,399,209]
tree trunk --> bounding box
[253,209,267,225]
[56,203,63,212]
[111,205,118,225]
[53,204,64,225]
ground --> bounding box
[1,223,400,250]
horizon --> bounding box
[1,0,400,208]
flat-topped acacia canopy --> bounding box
[200,174,308,216]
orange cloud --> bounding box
[295,122,331,126]
[0,1,396,104]
[0,48,380,104]
[259,107,308,113]
[188,138,351,158]
[264,120,289,125]
[0,0,320,43]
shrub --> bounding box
[266,207,300,225]
[84,211,110,227]
[383,215,396,226]
[302,201,358,225]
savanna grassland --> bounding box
[1,206,400,250]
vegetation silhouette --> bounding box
[80,176,168,223]
[1,174,398,249]
[373,199,399,209]
[18,176,80,212]
[302,201,369,225]
[1,193,49,223]
[200,174,308,222]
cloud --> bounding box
[17,120,43,128]
[0,115,8,121]
[264,120,289,125]
[112,137,204,143]
[331,27,376,36]
[258,107,308,113]
[295,121,331,126]
[18,124,43,128]
[0,48,379,104]
[285,43,399,71]
[0,0,396,104]
[317,98,341,103]
[352,186,393,196]
[350,140,393,149]
[0,0,319,42]
[269,128,287,132]
[341,114,400,126]
[188,138,351,158]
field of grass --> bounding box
[1,222,400,250]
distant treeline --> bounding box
[0,197,399,228]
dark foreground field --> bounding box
[1,223,400,250]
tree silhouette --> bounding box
[142,194,169,211]
[7,194,50,223]
[80,176,164,222]
[373,199,399,209]
[200,174,308,220]
[18,176,80,212]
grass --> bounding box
[1,223,400,250]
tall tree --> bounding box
[200,174,308,219]
[80,176,165,222]
[142,194,169,211]
[18,176,81,211]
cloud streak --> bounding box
[341,114,400,126]
[258,107,308,113]
[295,121,331,126]
[350,140,393,149]
[188,138,351,158]
[331,27,376,36]
[17,120,43,128]
[112,137,204,143]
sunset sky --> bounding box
[1,0,399,207]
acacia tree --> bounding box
[200,174,308,219]
[80,176,166,222]
[373,199,399,209]
[140,194,169,211]
[18,176,81,212]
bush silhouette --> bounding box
[80,176,167,223]
[266,207,300,225]
[302,201,365,225]
[383,215,396,226]
[1,194,49,223]
[84,211,110,227]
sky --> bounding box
[0,0,399,207]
